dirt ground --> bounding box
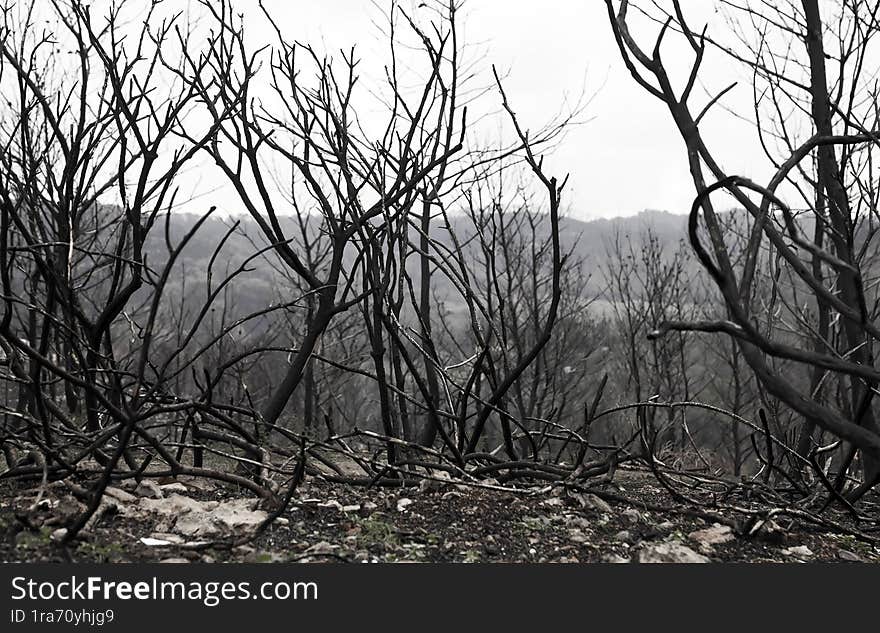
[2,468,878,563]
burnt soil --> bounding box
[1,469,878,563]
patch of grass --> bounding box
[518,516,546,531]
[15,527,52,550]
[461,549,481,563]
[836,534,873,555]
[75,540,125,562]
[357,515,399,550]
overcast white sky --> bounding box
[230,1,767,221]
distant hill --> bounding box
[142,208,695,318]
[555,210,690,284]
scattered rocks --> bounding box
[4,472,866,564]
[638,541,710,563]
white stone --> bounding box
[614,530,634,543]
[837,548,863,562]
[782,545,814,559]
[159,483,189,494]
[304,541,337,555]
[602,554,630,563]
[134,480,164,499]
[104,486,137,504]
[149,532,185,544]
[688,524,735,552]
[138,494,266,537]
[575,493,613,513]
[638,541,710,563]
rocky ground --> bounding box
[1,469,878,563]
